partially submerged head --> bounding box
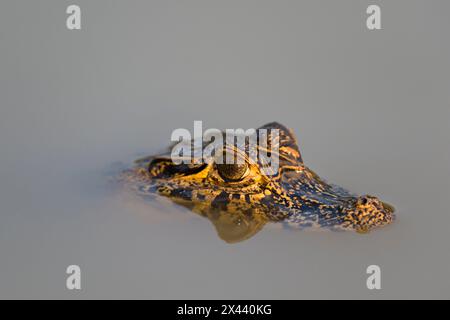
[121,122,395,240]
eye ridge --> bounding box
[216,163,249,182]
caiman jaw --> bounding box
[277,167,395,232]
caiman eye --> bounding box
[216,163,249,182]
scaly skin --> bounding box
[120,122,395,242]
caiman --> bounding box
[120,122,395,243]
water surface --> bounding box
[0,0,449,299]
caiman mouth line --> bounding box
[120,122,395,243]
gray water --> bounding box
[1,0,449,299]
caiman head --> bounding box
[121,122,395,242]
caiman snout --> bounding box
[348,195,396,233]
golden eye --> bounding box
[216,163,249,182]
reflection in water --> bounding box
[191,206,268,243]
[119,188,268,243]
